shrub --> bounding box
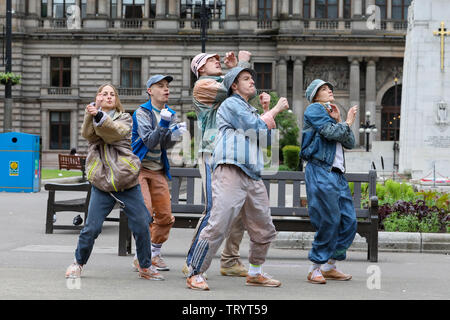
[0,72,21,85]
[249,91,300,162]
[282,145,300,170]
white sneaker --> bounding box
[65,262,82,278]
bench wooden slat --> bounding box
[277,180,286,207]
[186,177,195,204]
[171,177,180,203]
[353,182,362,209]
[293,180,301,207]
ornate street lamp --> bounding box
[359,111,377,152]
[200,0,209,53]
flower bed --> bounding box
[350,180,449,233]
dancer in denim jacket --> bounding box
[186,66,289,290]
[301,79,358,284]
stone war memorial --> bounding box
[400,0,450,182]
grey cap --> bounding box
[223,66,257,96]
[146,74,174,88]
[305,79,334,103]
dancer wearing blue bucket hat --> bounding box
[301,79,358,284]
[186,66,290,290]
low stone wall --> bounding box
[273,231,450,254]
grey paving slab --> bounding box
[0,189,449,300]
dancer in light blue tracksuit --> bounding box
[301,79,359,284]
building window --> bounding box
[303,0,311,18]
[254,63,272,91]
[343,0,351,19]
[53,0,76,18]
[315,0,338,19]
[123,0,144,19]
[380,85,402,141]
[258,0,272,21]
[149,0,156,18]
[50,111,70,150]
[392,0,411,20]
[50,57,71,87]
[376,0,387,20]
[41,0,48,17]
[111,0,117,18]
[121,57,141,88]
[180,0,226,20]
[81,0,87,18]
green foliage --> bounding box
[383,212,419,232]
[186,111,197,120]
[249,92,300,162]
[282,145,300,170]
[0,72,21,85]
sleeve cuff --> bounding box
[93,111,107,127]
[159,118,171,128]
[260,113,276,130]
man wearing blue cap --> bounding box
[131,74,187,274]
[301,79,358,284]
[186,66,289,290]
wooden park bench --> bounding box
[162,167,379,262]
[45,182,132,256]
[58,154,87,181]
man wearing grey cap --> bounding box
[186,66,289,290]
[182,51,255,279]
[131,74,187,274]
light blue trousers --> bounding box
[305,162,357,264]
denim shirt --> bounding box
[300,103,355,170]
[212,94,270,180]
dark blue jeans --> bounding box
[75,185,152,269]
[305,162,357,264]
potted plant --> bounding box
[0,72,21,86]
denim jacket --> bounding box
[212,94,271,180]
[300,103,355,170]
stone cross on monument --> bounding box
[433,21,450,71]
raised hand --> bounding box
[259,92,271,112]
[224,52,238,68]
[238,50,252,62]
[345,105,358,126]
[160,108,173,122]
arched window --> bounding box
[315,0,338,19]
[381,85,402,141]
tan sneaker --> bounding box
[307,268,326,284]
[182,262,208,279]
[138,265,165,280]
[65,262,82,279]
[321,268,352,281]
[152,255,169,271]
[220,262,248,277]
[246,273,281,287]
[187,273,209,291]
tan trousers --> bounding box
[188,153,245,268]
[191,164,277,274]
[138,167,174,244]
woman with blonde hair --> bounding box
[65,83,163,281]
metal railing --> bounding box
[48,87,72,95]
[118,88,144,96]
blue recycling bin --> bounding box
[0,132,41,192]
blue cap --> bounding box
[305,79,334,103]
[146,74,174,88]
[223,66,257,96]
